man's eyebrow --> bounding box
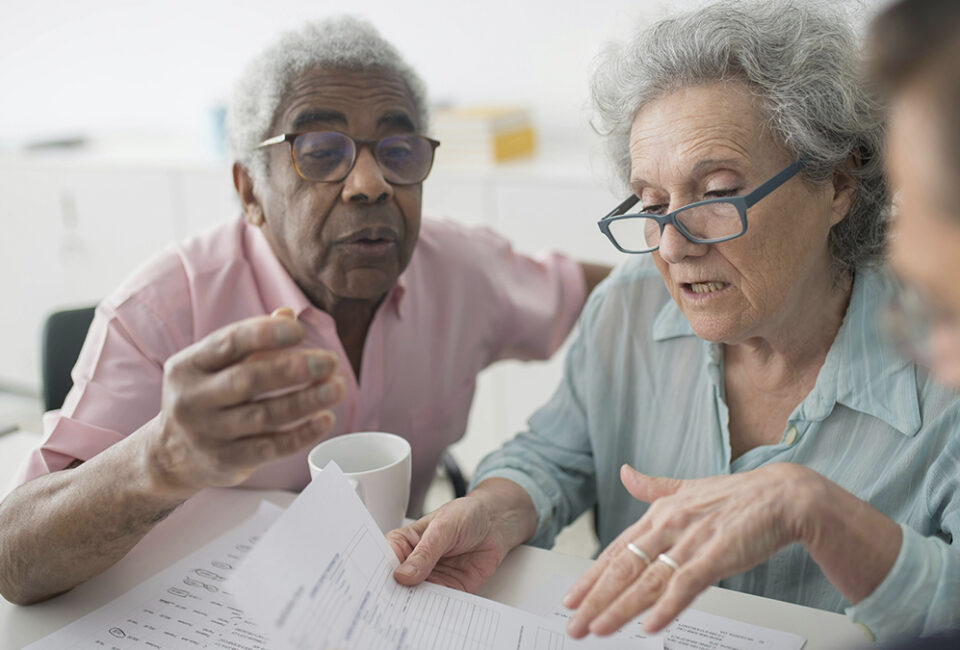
[378,111,416,132]
[292,110,347,130]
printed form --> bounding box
[24,502,282,649]
[229,463,657,650]
[520,575,806,650]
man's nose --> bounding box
[656,223,708,264]
[342,147,392,203]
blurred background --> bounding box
[0,0,889,546]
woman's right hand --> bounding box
[388,478,538,593]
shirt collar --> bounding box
[244,219,406,320]
[650,266,920,437]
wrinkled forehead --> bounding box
[627,82,781,183]
[273,66,419,134]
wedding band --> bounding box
[626,542,651,565]
[657,553,680,571]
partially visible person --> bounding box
[864,0,960,647]
[872,0,960,388]
[387,0,960,643]
[0,17,607,606]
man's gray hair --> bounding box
[227,16,430,186]
[591,0,888,276]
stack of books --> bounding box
[431,106,536,166]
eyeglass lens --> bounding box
[292,132,434,184]
[608,201,743,252]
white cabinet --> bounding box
[0,159,182,392]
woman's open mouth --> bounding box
[681,281,731,299]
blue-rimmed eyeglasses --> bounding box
[597,159,806,254]
[256,131,441,185]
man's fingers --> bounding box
[214,377,343,437]
[192,348,339,409]
[216,411,336,469]
[620,465,685,503]
[190,316,305,373]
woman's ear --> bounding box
[233,163,265,226]
[830,153,860,227]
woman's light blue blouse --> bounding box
[472,257,960,640]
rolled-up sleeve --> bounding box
[846,433,960,639]
[14,271,186,487]
[471,288,599,548]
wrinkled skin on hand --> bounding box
[564,463,818,637]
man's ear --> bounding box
[830,153,860,227]
[233,162,265,226]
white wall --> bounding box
[0,0,708,148]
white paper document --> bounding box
[520,574,806,650]
[229,462,660,650]
[25,501,284,650]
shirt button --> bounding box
[784,426,798,445]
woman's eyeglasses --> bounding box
[597,159,806,254]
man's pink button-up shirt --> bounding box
[17,217,586,514]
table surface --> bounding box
[0,486,871,650]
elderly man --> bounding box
[0,17,605,605]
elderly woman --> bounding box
[388,0,960,642]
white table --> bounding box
[0,486,870,650]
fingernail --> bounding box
[317,382,338,403]
[396,563,416,578]
[562,592,575,609]
[275,320,300,345]
[307,356,322,379]
[590,614,613,635]
[567,617,585,637]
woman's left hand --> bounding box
[564,462,821,637]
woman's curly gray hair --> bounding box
[227,16,429,187]
[591,0,888,276]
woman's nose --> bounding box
[656,223,708,264]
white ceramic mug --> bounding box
[307,432,412,533]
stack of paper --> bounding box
[432,105,536,165]
[25,466,806,650]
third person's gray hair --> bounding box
[591,0,888,276]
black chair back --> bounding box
[41,306,96,412]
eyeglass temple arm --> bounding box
[743,159,806,208]
[255,134,292,149]
[604,195,640,219]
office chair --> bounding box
[39,305,468,498]
[41,306,96,412]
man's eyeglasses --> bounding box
[597,159,806,254]
[256,131,441,185]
